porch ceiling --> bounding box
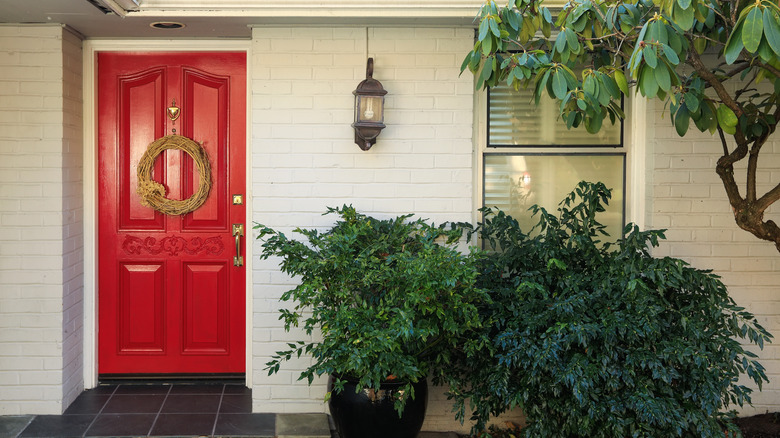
[0,0,490,39]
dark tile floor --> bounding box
[11,383,279,438]
[1,383,458,437]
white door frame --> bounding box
[82,39,253,388]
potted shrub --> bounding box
[255,206,486,438]
[447,182,772,438]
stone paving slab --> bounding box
[0,416,34,438]
[276,413,331,438]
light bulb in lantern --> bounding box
[364,98,374,119]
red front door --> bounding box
[97,52,246,374]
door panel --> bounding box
[119,68,166,229]
[183,262,230,354]
[118,263,166,354]
[98,52,246,375]
[182,68,229,229]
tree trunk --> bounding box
[715,131,780,253]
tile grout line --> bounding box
[13,415,35,438]
[211,384,226,437]
[145,385,173,437]
[81,385,119,438]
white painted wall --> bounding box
[249,26,481,432]
[61,28,85,413]
[0,24,84,415]
[646,99,780,415]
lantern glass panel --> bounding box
[356,96,384,123]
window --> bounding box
[482,84,626,238]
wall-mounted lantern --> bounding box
[352,58,387,151]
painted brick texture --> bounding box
[646,98,780,416]
[0,25,83,415]
[250,27,478,431]
[60,28,84,413]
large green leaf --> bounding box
[596,82,611,106]
[655,64,671,91]
[536,68,552,102]
[585,112,603,133]
[566,28,579,52]
[673,3,695,30]
[662,44,680,65]
[599,72,621,99]
[675,105,690,136]
[693,101,716,132]
[478,18,489,41]
[693,37,707,54]
[469,50,481,71]
[643,45,658,68]
[628,46,644,75]
[742,6,764,53]
[482,34,493,56]
[478,57,494,88]
[637,21,649,43]
[639,64,659,98]
[489,17,501,38]
[542,17,552,38]
[614,70,629,95]
[763,8,780,55]
[583,74,597,96]
[543,7,552,23]
[508,9,522,32]
[555,32,567,53]
[724,20,745,64]
[572,13,589,32]
[460,52,474,73]
[668,29,683,53]
[552,70,568,100]
[758,37,774,61]
[685,93,700,112]
[717,104,738,134]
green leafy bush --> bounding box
[448,182,772,437]
[255,206,487,412]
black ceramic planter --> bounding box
[328,376,428,438]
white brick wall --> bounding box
[646,98,780,415]
[61,28,84,412]
[0,24,83,415]
[250,26,479,431]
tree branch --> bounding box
[715,126,746,209]
[752,106,780,213]
[755,182,780,213]
[723,61,753,80]
[701,1,731,27]
[717,125,729,156]
[755,59,780,79]
[686,45,744,117]
[746,135,768,203]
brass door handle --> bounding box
[232,224,244,267]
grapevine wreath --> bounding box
[136,134,212,215]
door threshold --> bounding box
[99,373,245,385]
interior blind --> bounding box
[488,84,622,147]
